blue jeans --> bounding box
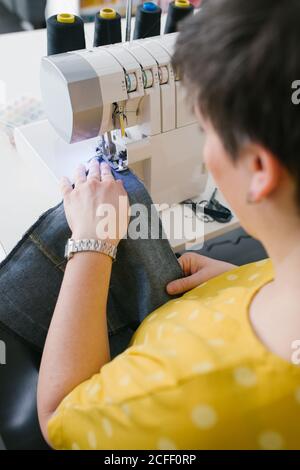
[0,165,183,358]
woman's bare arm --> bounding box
[37,160,129,443]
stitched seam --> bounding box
[29,233,65,272]
[0,202,63,271]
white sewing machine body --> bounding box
[36,33,207,206]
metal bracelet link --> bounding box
[65,238,117,261]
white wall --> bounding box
[45,0,80,18]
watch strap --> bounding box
[65,239,117,261]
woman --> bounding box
[37,0,300,449]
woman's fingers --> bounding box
[67,161,114,188]
[178,252,207,271]
[87,159,101,181]
[60,176,73,197]
[74,164,87,186]
[167,257,210,294]
[178,254,192,276]
[166,271,205,295]
[100,162,114,182]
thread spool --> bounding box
[164,0,194,34]
[93,8,122,47]
[133,2,162,40]
[47,13,86,56]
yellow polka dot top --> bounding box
[48,259,300,450]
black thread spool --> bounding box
[164,0,194,34]
[93,8,122,47]
[47,13,86,56]
[133,2,162,40]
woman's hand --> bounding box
[61,160,129,246]
[167,253,236,295]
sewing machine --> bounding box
[30,32,207,206]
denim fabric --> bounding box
[0,164,183,358]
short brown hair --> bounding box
[173,0,300,201]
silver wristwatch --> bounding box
[64,239,117,261]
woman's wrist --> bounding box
[68,250,113,266]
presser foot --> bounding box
[100,152,128,172]
[93,139,128,172]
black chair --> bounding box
[0,323,49,450]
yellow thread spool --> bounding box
[175,0,190,7]
[100,8,117,19]
[57,13,75,24]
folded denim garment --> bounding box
[0,162,183,357]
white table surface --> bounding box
[0,22,239,262]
